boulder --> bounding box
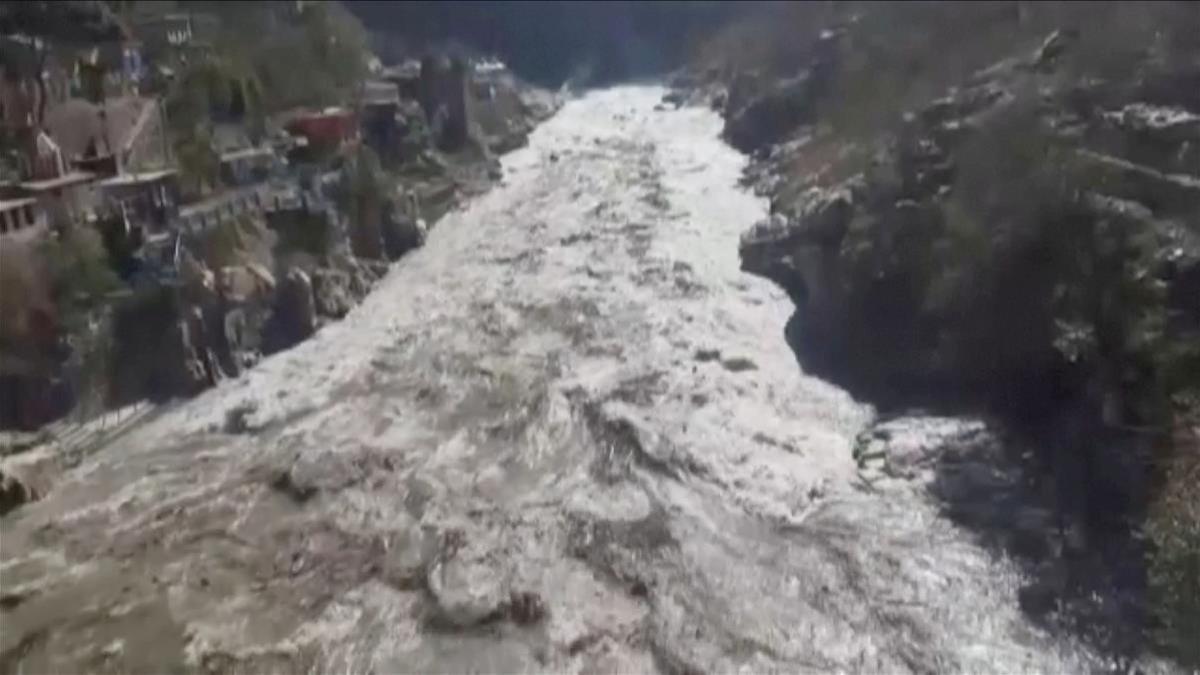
[311,268,356,319]
[381,192,428,260]
[724,72,817,153]
[218,264,276,305]
[276,268,318,343]
[0,469,37,517]
[742,183,856,254]
[179,254,218,307]
[418,56,470,152]
[381,214,427,260]
[0,441,62,517]
[349,213,387,261]
[161,315,211,398]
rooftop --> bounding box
[0,197,38,212]
[220,146,275,162]
[43,97,148,162]
[19,171,97,192]
[97,169,178,187]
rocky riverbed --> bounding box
[0,86,1159,673]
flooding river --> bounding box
[0,86,1109,673]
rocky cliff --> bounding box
[682,0,1200,664]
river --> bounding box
[0,86,1108,673]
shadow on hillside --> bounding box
[782,307,1157,667]
[925,424,1154,667]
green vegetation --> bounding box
[179,0,370,112]
[163,54,264,197]
[173,124,220,198]
[165,57,265,135]
[153,1,371,195]
[38,228,122,332]
[922,114,1175,418]
[824,49,1197,667]
[37,228,123,416]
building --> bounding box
[0,197,47,241]
[43,96,173,178]
[381,59,422,101]
[285,107,357,157]
[207,123,277,188]
[133,12,219,58]
[219,146,276,187]
[360,81,403,164]
[16,170,100,230]
[96,169,179,235]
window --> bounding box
[23,204,34,227]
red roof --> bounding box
[286,108,356,145]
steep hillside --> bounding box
[348,1,753,86]
[685,0,1200,665]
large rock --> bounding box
[311,269,356,319]
[740,184,856,279]
[381,192,427,260]
[349,211,387,262]
[218,264,276,305]
[419,56,470,152]
[274,268,318,346]
[723,72,818,153]
[161,312,212,398]
[0,469,37,517]
[179,253,219,307]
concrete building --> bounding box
[219,147,276,187]
[43,96,173,177]
[0,196,47,241]
[96,169,180,235]
[16,171,100,230]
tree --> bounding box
[174,124,219,198]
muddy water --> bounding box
[1,87,1106,673]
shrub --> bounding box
[38,227,121,330]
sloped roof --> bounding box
[43,96,147,161]
[19,170,96,192]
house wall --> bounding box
[0,203,48,241]
[35,183,98,229]
[102,179,179,233]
